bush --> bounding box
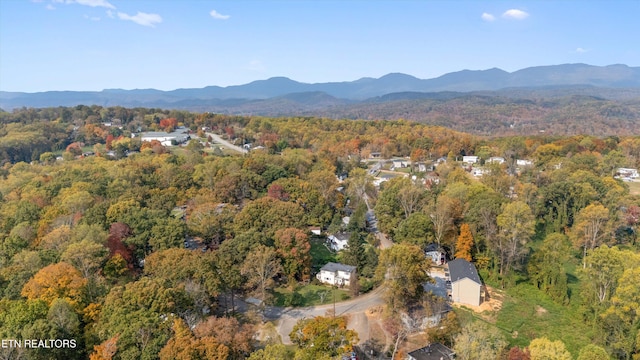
[284,290,303,307]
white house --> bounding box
[447,259,483,306]
[316,262,356,287]
[472,168,490,177]
[392,160,410,168]
[516,159,534,167]
[309,227,322,236]
[425,244,446,265]
[617,168,639,179]
[462,156,479,164]
[487,156,505,164]
[328,233,350,251]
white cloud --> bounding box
[210,9,230,20]
[54,0,115,9]
[502,9,529,20]
[106,9,114,18]
[74,0,115,9]
[83,14,100,21]
[481,12,495,22]
[248,60,265,71]
[575,47,588,53]
[46,4,56,10]
[117,11,162,27]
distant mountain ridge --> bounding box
[1,63,639,111]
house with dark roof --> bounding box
[316,262,356,287]
[407,343,455,360]
[327,232,350,251]
[446,258,483,306]
[425,243,446,265]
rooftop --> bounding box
[320,262,356,273]
[447,258,481,285]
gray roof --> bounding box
[320,262,356,273]
[408,343,455,360]
[447,258,481,285]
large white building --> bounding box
[140,126,191,146]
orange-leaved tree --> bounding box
[455,223,474,261]
[21,262,87,309]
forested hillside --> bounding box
[1,106,639,359]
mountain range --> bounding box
[1,63,639,111]
[2,63,640,136]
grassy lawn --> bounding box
[273,284,351,307]
[493,278,594,357]
[473,258,594,357]
[627,180,640,196]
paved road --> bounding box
[205,132,247,154]
[262,286,386,344]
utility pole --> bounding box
[333,285,336,318]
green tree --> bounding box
[527,233,570,303]
[342,231,365,271]
[394,212,433,246]
[375,244,431,311]
[496,201,535,276]
[149,217,186,251]
[453,321,507,360]
[579,245,625,307]
[241,245,282,306]
[571,203,610,268]
[576,344,610,360]
[96,277,184,360]
[247,344,292,360]
[600,267,640,359]
[289,316,358,358]
[527,337,572,360]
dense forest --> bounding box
[1,106,640,359]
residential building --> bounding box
[516,159,534,167]
[392,160,410,168]
[617,168,639,179]
[446,258,483,306]
[462,155,478,164]
[487,156,505,164]
[425,243,446,265]
[316,262,356,287]
[328,232,350,251]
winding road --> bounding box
[205,132,248,154]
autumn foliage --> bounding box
[455,223,474,261]
[21,262,87,308]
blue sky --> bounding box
[1,0,638,92]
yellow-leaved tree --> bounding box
[21,262,86,309]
